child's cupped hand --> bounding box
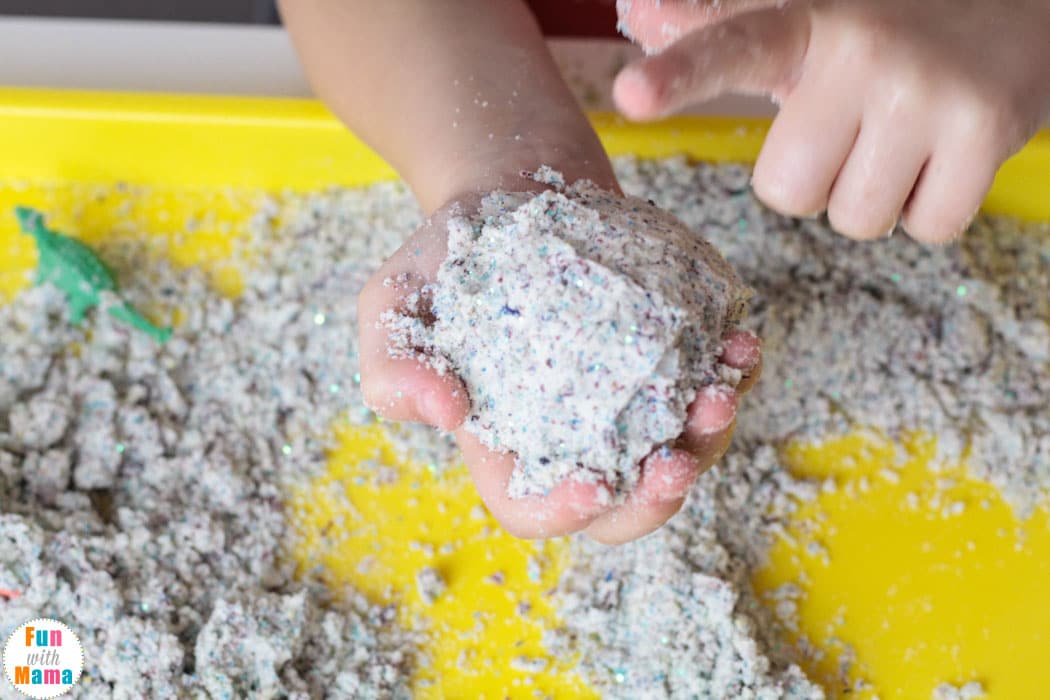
[615,0,1050,242]
[357,194,762,544]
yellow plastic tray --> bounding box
[0,87,1047,219]
[1,87,1048,699]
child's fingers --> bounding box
[469,330,758,543]
[616,0,787,53]
[827,119,930,240]
[583,448,700,544]
[612,4,809,121]
[677,384,738,461]
[902,138,1001,244]
[752,72,861,218]
[720,329,761,370]
[358,350,470,430]
[357,227,470,430]
[736,360,763,395]
[357,328,469,431]
[482,332,756,543]
[457,428,611,539]
[676,332,753,462]
[719,329,762,394]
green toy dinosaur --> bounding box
[15,206,172,343]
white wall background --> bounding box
[0,17,776,115]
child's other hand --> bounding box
[614,0,1050,242]
[357,195,761,545]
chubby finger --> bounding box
[583,366,747,544]
[827,119,929,240]
[616,0,788,53]
[583,447,699,545]
[753,71,862,218]
[457,428,612,540]
[677,384,738,466]
[719,329,762,393]
[358,350,470,430]
[901,139,999,244]
[613,4,810,120]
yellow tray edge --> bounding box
[0,86,1047,220]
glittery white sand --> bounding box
[0,183,437,699]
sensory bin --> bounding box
[1,88,1049,699]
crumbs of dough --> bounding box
[932,681,986,700]
[415,567,446,605]
[0,181,440,698]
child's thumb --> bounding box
[613,3,810,121]
[359,359,470,431]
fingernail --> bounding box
[737,331,762,373]
[656,486,691,504]
[568,482,613,518]
[613,65,666,120]
[418,389,443,427]
[653,453,699,502]
[696,385,737,435]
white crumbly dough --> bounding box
[415,567,446,605]
[391,169,749,499]
[547,447,824,699]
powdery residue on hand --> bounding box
[388,169,750,500]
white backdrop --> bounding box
[0,17,776,115]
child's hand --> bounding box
[283,0,761,543]
[614,0,1050,243]
[357,197,762,544]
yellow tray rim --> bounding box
[0,86,1047,220]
